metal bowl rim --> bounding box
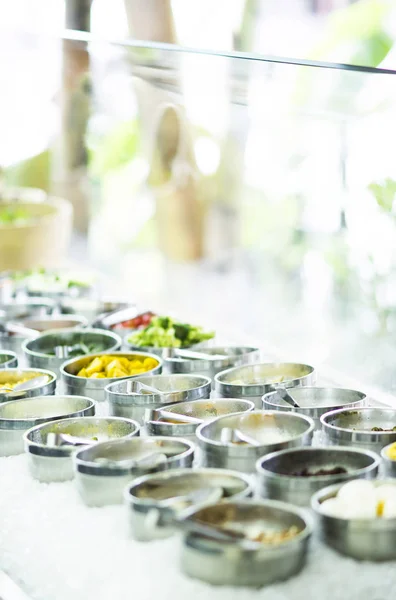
[124,467,254,506]
[214,362,315,393]
[0,366,57,384]
[162,398,256,415]
[196,410,316,449]
[164,346,260,369]
[0,350,18,368]
[0,394,95,427]
[22,327,122,359]
[60,350,163,381]
[320,407,396,435]
[181,498,314,551]
[105,373,212,396]
[256,445,381,482]
[262,387,367,410]
[74,435,195,476]
[23,415,140,457]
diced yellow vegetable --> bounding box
[75,354,157,379]
[108,367,129,378]
[85,357,104,376]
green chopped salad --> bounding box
[0,206,32,225]
[127,316,215,348]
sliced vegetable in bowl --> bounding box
[127,316,214,349]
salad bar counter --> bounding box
[1,269,396,599]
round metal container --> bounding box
[125,340,210,358]
[61,351,163,404]
[0,351,18,370]
[147,398,255,440]
[197,411,315,473]
[24,416,140,482]
[312,480,396,561]
[60,298,129,321]
[180,500,312,587]
[321,407,396,453]
[262,387,366,431]
[381,443,396,477]
[74,436,194,507]
[164,346,260,379]
[0,298,55,321]
[125,468,254,541]
[215,363,315,408]
[106,374,211,424]
[23,328,122,378]
[0,395,95,456]
[0,368,56,402]
[256,446,380,507]
[20,315,88,332]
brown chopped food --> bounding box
[248,525,300,544]
[371,426,396,432]
[290,466,348,477]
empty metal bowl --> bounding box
[74,436,194,506]
[380,443,396,477]
[0,351,18,370]
[125,468,254,541]
[321,408,396,453]
[106,374,211,424]
[20,315,88,332]
[0,298,55,321]
[23,328,122,378]
[0,395,95,456]
[0,368,56,402]
[146,398,255,440]
[164,346,260,379]
[312,480,396,561]
[24,416,140,482]
[61,351,162,405]
[60,298,129,321]
[196,411,315,473]
[262,387,366,430]
[215,363,315,408]
[180,500,312,587]
[256,446,380,507]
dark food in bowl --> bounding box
[290,466,348,477]
[371,427,396,432]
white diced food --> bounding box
[320,498,349,518]
[337,480,377,519]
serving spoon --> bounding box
[0,375,49,395]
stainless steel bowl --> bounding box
[0,298,55,321]
[0,368,56,402]
[263,387,366,431]
[125,468,254,541]
[0,395,95,456]
[60,298,129,321]
[197,411,315,473]
[312,480,396,561]
[180,500,312,586]
[257,446,380,507]
[0,351,18,370]
[74,436,194,506]
[23,328,122,378]
[24,416,140,482]
[215,363,315,408]
[147,398,255,440]
[61,351,163,404]
[321,408,396,453]
[106,374,211,424]
[381,443,396,477]
[164,346,260,379]
[20,315,88,331]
